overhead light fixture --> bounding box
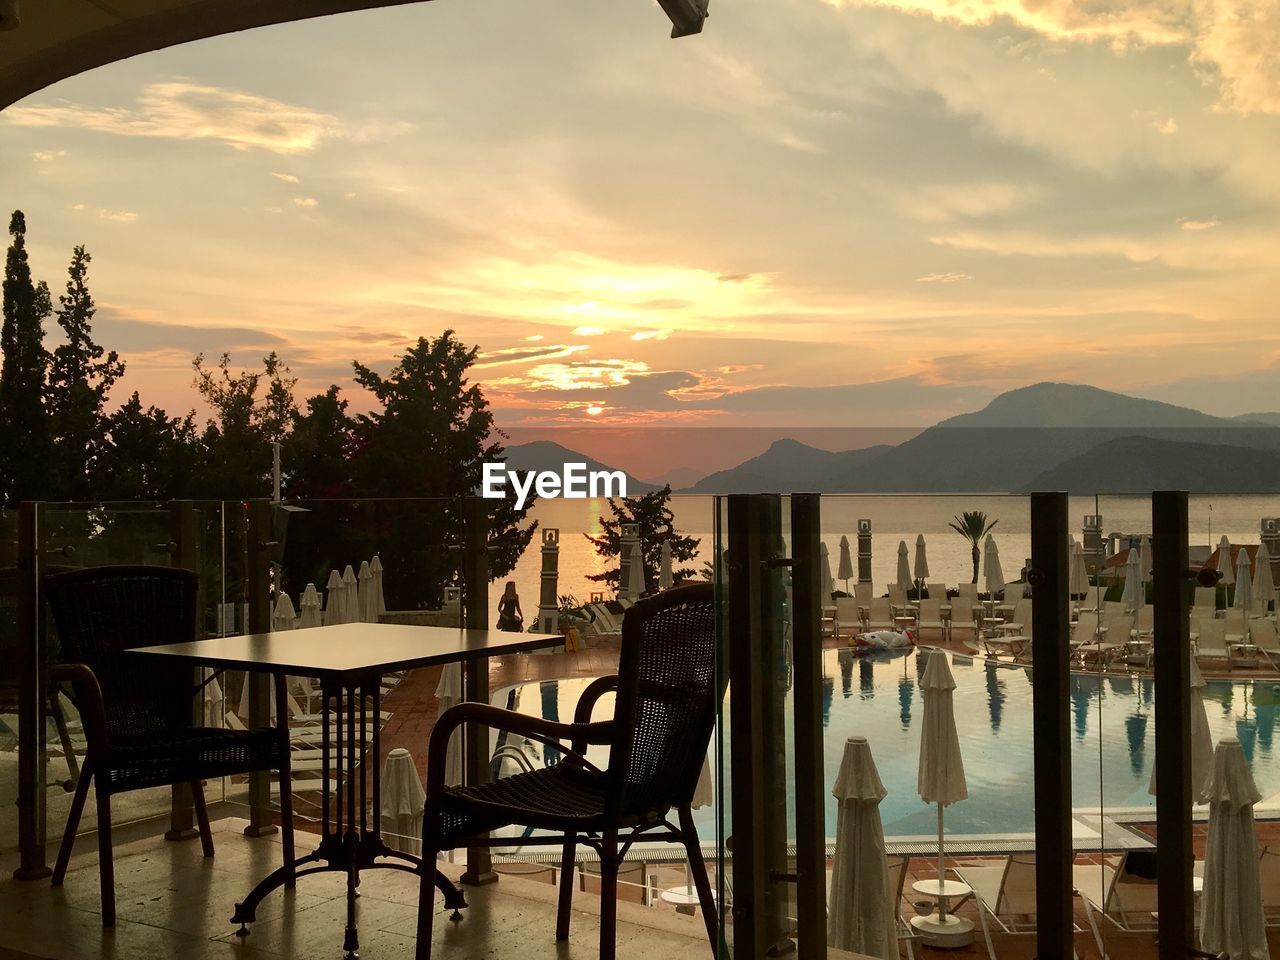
[0,0,18,31]
[657,0,708,37]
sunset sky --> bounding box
[2,0,1279,460]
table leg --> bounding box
[461,657,496,887]
[344,683,360,960]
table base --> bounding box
[230,676,466,960]
[910,912,975,948]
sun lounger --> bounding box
[1075,853,1205,959]
[915,598,948,641]
[864,597,895,632]
[834,597,861,640]
[1194,619,1230,670]
[955,854,1077,960]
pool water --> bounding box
[495,648,1280,840]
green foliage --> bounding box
[93,392,199,500]
[949,510,998,584]
[0,211,53,503]
[585,486,700,593]
[46,246,125,499]
[280,385,354,500]
[190,351,296,498]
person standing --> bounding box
[497,581,524,632]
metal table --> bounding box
[131,622,564,959]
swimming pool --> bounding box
[493,647,1280,840]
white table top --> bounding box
[912,878,971,898]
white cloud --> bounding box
[293,196,318,207]
[97,209,138,223]
[916,272,974,282]
[32,149,65,161]
[4,82,340,154]
[271,172,300,183]
[1179,216,1221,230]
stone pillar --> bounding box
[618,522,640,600]
[1082,514,1104,576]
[536,527,560,633]
[856,518,872,584]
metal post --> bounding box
[244,500,276,838]
[726,494,791,958]
[1029,492,1071,959]
[13,501,49,880]
[460,497,496,887]
[1153,490,1193,960]
[165,500,201,841]
[789,494,825,960]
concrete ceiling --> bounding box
[0,0,705,111]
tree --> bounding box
[949,510,997,584]
[93,392,199,500]
[190,352,296,498]
[46,246,125,499]
[280,385,354,500]
[0,210,52,504]
[585,486,700,593]
[345,331,536,605]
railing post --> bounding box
[165,500,200,842]
[726,494,790,957]
[13,501,49,880]
[1029,492,1071,959]
[1153,490,1193,960]
[460,496,495,887]
[789,494,826,960]
[244,499,276,838]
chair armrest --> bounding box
[573,675,619,753]
[50,663,108,754]
[425,702,615,798]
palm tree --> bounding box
[949,511,998,584]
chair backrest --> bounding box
[886,855,908,919]
[1250,618,1279,650]
[1260,846,1280,909]
[1136,605,1154,630]
[43,565,200,743]
[1013,598,1032,630]
[1195,586,1217,609]
[1223,608,1246,633]
[609,583,718,819]
[1004,583,1025,601]
[887,584,906,604]
[998,855,1037,916]
[918,598,942,621]
[1107,853,1159,918]
[835,596,859,624]
[868,597,892,618]
[957,582,978,600]
[854,582,872,604]
[1071,611,1099,645]
[926,582,946,601]
[1197,619,1227,647]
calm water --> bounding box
[497,649,1280,840]
[508,494,1280,615]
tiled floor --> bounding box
[0,818,718,960]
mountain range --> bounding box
[506,384,1280,494]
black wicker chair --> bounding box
[414,582,720,960]
[43,565,294,926]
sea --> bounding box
[503,494,1280,615]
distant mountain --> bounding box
[503,441,659,494]
[827,383,1280,492]
[688,383,1280,494]
[1233,412,1280,427]
[1017,436,1280,494]
[644,466,704,489]
[687,439,892,493]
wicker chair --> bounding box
[414,582,719,960]
[43,565,294,926]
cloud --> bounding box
[4,81,340,154]
[32,149,65,161]
[823,0,1280,115]
[572,326,606,336]
[97,209,138,223]
[272,172,300,183]
[293,196,318,207]
[916,272,974,282]
[1179,216,1221,231]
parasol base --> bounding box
[910,913,975,948]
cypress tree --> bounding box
[0,210,53,504]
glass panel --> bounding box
[0,508,21,852]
